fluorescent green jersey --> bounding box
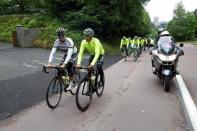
[133,39,140,45]
[77,37,105,66]
[140,39,145,45]
[120,39,129,49]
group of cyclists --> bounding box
[46,27,104,92]
[44,26,176,111]
[45,27,155,94]
[120,36,154,60]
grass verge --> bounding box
[0,15,120,55]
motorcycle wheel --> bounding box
[163,76,171,92]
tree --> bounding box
[167,2,197,41]
[173,1,186,19]
[0,0,152,39]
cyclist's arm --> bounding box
[64,39,74,64]
[63,48,73,65]
[120,40,123,49]
[127,39,130,48]
[137,40,140,46]
[77,42,85,65]
[90,42,100,66]
[131,40,135,48]
[48,47,57,64]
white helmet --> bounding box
[160,31,170,36]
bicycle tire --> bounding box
[46,77,62,109]
[95,71,105,97]
[76,77,92,112]
[70,71,81,95]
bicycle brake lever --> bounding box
[42,66,49,73]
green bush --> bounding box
[28,19,37,28]
[0,14,120,54]
[68,31,83,46]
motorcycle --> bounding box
[150,36,184,92]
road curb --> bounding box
[174,75,197,131]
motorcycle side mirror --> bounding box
[180,43,184,47]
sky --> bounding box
[145,0,197,22]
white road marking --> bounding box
[32,60,46,66]
[175,75,197,131]
[22,63,37,68]
[118,59,125,63]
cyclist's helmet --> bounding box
[160,31,170,36]
[123,36,126,40]
[158,28,164,35]
[57,28,65,36]
[84,28,94,37]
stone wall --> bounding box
[14,25,41,47]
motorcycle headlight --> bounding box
[168,55,177,61]
[158,54,177,61]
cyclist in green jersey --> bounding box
[120,36,129,56]
[76,28,105,80]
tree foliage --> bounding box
[0,0,152,38]
[167,2,197,41]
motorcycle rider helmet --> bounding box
[160,31,170,36]
[158,28,164,35]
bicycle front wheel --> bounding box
[46,77,62,109]
[96,71,105,97]
[76,77,92,112]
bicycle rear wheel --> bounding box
[70,71,80,95]
[46,77,62,109]
[76,77,92,112]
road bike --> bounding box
[43,65,80,109]
[75,66,105,112]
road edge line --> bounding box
[174,74,197,131]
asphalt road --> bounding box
[0,44,189,131]
[0,43,122,121]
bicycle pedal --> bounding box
[64,87,68,93]
[92,87,96,92]
[64,85,70,93]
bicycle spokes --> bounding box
[52,80,58,93]
[82,81,90,96]
[46,77,62,109]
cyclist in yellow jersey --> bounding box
[127,37,132,48]
[76,28,105,80]
[133,36,140,47]
[120,36,129,56]
[139,37,144,54]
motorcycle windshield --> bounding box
[158,36,175,55]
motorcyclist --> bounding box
[151,30,184,74]
[155,28,165,45]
